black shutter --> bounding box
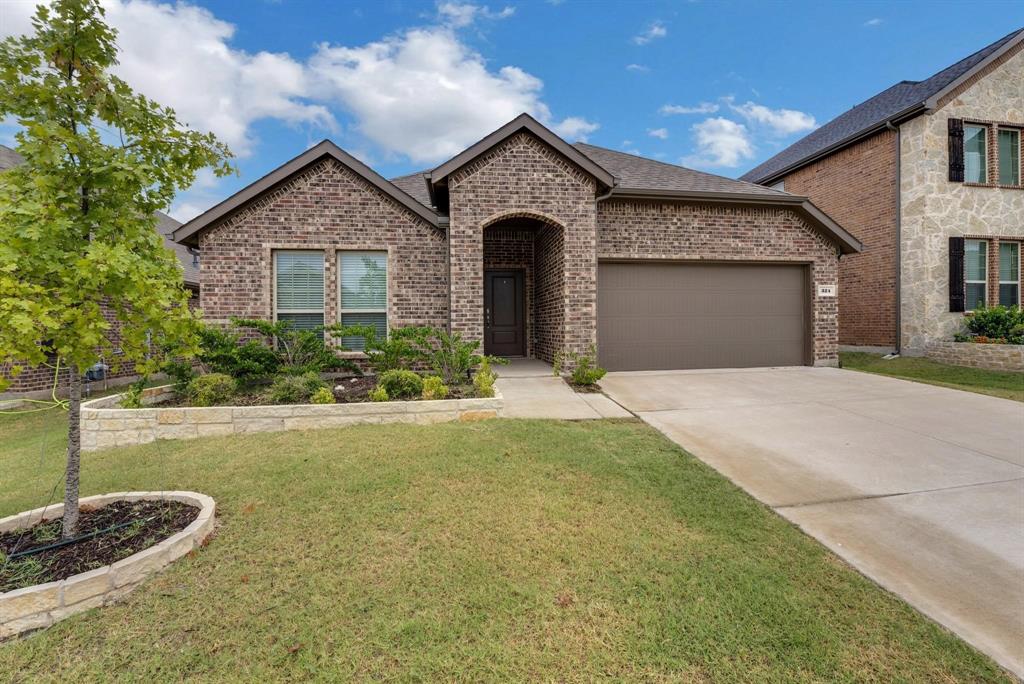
[948,118,964,182]
[949,236,965,312]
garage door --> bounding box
[598,262,808,371]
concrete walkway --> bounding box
[600,366,1024,677]
[495,359,630,419]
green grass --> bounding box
[840,351,1024,402]
[0,410,1011,682]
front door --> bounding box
[484,270,525,356]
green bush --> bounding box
[186,373,237,407]
[197,325,280,383]
[119,376,148,409]
[962,306,1024,344]
[472,358,496,398]
[565,345,607,386]
[368,386,389,402]
[232,318,359,376]
[162,359,197,394]
[421,375,450,400]
[310,386,336,404]
[379,369,423,400]
[267,371,328,404]
[328,324,427,374]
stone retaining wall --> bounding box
[925,341,1024,372]
[0,491,215,639]
[80,386,503,451]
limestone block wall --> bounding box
[925,341,1024,372]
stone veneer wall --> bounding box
[899,44,1024,353]
[447,132,597,361]
[482,226,535,357]
[925,342,1024,372]
[596,200,842,365]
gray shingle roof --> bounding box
[0,144,24,171]
[741,28,1024,184]
[389,171,432,208]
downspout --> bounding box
[886,120,902,355]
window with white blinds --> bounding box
[338,251,387,351]
[274,251,324,334]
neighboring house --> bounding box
[742,28,1024,355]
[0,144,200,397]
[173,114,859,373]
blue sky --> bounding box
[2,0,1022,220]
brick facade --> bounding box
[781,130,898,349]
[482,226,535,357]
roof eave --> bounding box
[923,30,1024,111]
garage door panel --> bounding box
[598,262,808,371]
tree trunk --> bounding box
[62,367,82,539]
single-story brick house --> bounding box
[173,114,861,372]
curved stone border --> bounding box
[80,385,503,452]
[0,491,215,639]
[925,341,1024,372]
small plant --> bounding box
[328,324,427,374]
[267,371,328,404]
[233,318,359,376]
[960,305,1024,344]
[379,369,424,400]
[119,376,148,409]
[565,345,607,386]
[197,324,280,384]
[473,357,497,398]
[421,375,450,400]
[186,373,238,407]
[552,351,563,377]
[368,386,389,402]
[310,386,336,404]
[162,359,197,394]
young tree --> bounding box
[0,0,234,538]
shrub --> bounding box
[197,325,280,384]
[565,345,607,386]
[310,386,336,404]
[368,386,389,402]
[119,376,148,409]
[421,375,450,400]
[328,324,426,374]
[162,359,197,394]
[267,371,328,404]
[472,358,497,398]
[186,373,237,407]
[231,318,359,376]
[379,369,423,400]
[961,305,1024,344]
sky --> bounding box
[0,0,1022,221]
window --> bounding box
[965,239,988,310]
[338,251,387,351]
[998,129,1020,186]
[274,251,324,335]
[1000,242,1020,307]
[964,125,987,183]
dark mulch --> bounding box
[564,379,603,394]
[0,500,198,593]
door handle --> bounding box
[485,307,491,327]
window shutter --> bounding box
[948,118,964,182]
[948,236,965,312]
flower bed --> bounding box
[80,385,503,451]
[0,491,215,639]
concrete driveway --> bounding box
[600,366,1024,677]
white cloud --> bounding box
[551,117,599,142]
[660,102,719,115]
[726,98,816,136]
[625,63,649,73]
[647,127,668,140]
[437,2,515,28]
[632,20,666,45]
[864,18,883,27]
[683,117,753,168]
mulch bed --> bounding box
[0,500,198,593]
[564,379,603,394]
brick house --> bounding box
[0,144,200,398]
[174,114,859,373]
[742,28,1023,356]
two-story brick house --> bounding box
[742,28,1023,356]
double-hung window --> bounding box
[338,251,387,351]
[274,251,325,335]
[1000,242,1020,307]
[964,239,988,310]
[998,129,1020,186]
[964,125,987,183]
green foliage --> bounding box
[565,345,607,386]
[368,386,389,402]
[185,373,237,408]
[378,369,424,400]
[118,376,148,409]
[421,376,450,400]
[328,324,426,375]
[961,306,1024,344]
[162,359,197,394]
[310,387,336,405]
[552,352,563,377]
[233,319,358,376]
[267,371,328,405]
[472,358,497,398]
[197,326,280,384]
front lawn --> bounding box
[840,352,1024,402]
[0,410,1010,681]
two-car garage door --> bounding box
[598,262,809,372]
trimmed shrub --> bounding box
[421,375,449,400]
[961,306,1024,344]
[368,386,389,402]
[310,386,336,404]
[186,373,237,407]
[197,325,280,383]
[379,369,423,399]
[267,371,328,404]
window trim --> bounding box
[963,124,988,184]
[999,241,1021,308]
[964,239,988,311]
[337,250,389,341]
[997,127,1021,187]
[273,249,326,326]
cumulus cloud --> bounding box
[683,117,753,168]
[551,117,599,142]
[660,102,719,115]
[726,98,816,136]
[437,2,515,28]
[647,128,668,140]
[632,21,666,45]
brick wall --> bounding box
[781,129,898,348]
[534,224,566,363]
[596,200,842,365]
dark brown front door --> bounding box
[484,270,525,356]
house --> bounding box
[742,29,1023,356]
[0,144,200,398]
[173,114,859,373]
